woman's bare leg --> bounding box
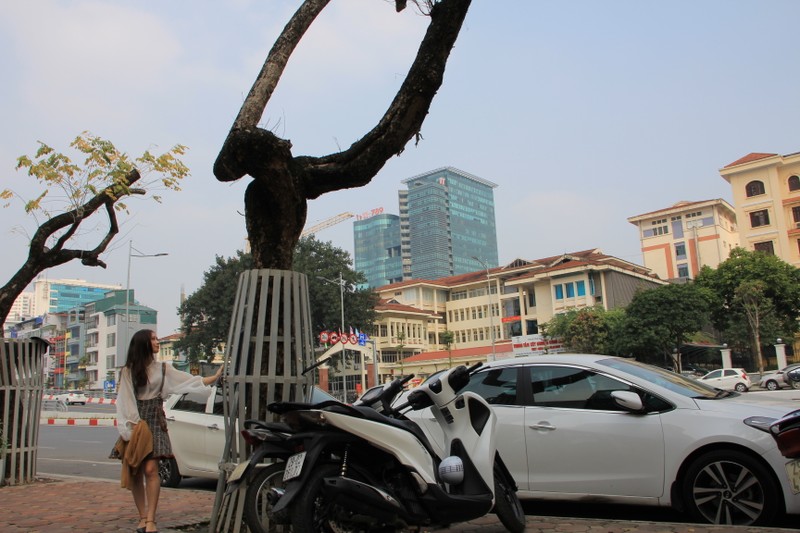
[131,468,147,529]
[143,458,161,531]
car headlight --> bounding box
[744,416,778,433]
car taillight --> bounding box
[741,371,748,379]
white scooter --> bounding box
[242,362,525,532]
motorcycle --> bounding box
[229,363,525,532]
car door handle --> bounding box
[529,422,556,431]
[207,423,220,430]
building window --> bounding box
[749,209,770,228]
[745,180,766,197]
[675,242,686,259]
[576,280,586,297]
[793,206,800,224]
[565,283,575,298]
[554,284,564,300]
[753,241,775,255]
[677,264,690,278]
[106,333,116,348]
[789,175,800,191]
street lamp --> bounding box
[317,272,350,400]
[472,256,496,361]
[124,240,168,364]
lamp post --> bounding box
[124,240,168,365]
[472,256,496,361]
[317,272,349,401]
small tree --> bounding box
[734,280,775,374]
[621,282,713,371]
[440,330,455,367]
[0,132,188,333]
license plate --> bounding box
[787,459,800,494]
[227,461,250,484]
[283,451,306,481]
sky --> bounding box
[2,0,800,336]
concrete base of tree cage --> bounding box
[209,269,316,533]
[1,337,49,486]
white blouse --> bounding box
[116,361,212,441]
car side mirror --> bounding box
[611,390,644,413]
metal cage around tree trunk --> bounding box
[210,269,316,532]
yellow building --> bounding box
[628,199,739,281]
[719,151,800,266]
[369,249,666,378]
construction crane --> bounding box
[301,212,355,237]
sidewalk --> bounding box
[0,475,796,533]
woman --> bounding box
[115,329,222,533]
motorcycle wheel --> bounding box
[290,463,378,533]
[243,462,291,533]
[493,465,525,533]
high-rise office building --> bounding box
[354,167,499,288]
[354,213,404,288]
[401,167,499,280]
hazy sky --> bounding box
[2,1,799,335]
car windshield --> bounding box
[598,358,723,399]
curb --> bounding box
[42,417,117,426]
[43,395,116,405]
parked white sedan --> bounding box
[160,385,335,487]
[406,354,800,526]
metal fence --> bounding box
[1,338,49,486]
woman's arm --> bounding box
[202,365,224,386]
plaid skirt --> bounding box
[110,396,173,460]
[139,396,173,459]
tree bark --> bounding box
[214,0,472,269]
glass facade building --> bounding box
[353,213,403,289]
[353,167,499,288]
[402,167,499,280]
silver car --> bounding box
[759,363,800,391]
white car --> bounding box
[698,367,751,392]
[759,363,800,391]
[54,390,88,405]
[405,354,800,526]
[160,385,336,487]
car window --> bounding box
[527,366,596,409]
[723,369,736,378]
[705,370,721,379]
[463,367,519,405]
[172,391,210,413]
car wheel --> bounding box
[159,457,181,488]
[681,449,780,526]
[734,383,747,392]
[765,380,779,391]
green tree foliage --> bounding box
[620,282,713,370]
[294,236,377,334]
[176,251,253,361]
[177,237,377,360]
[695,248,800,348]
[541,306,625,355]
[0,132,188,332]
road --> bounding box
[36,424,799,529]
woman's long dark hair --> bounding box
[125,329,155,390]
